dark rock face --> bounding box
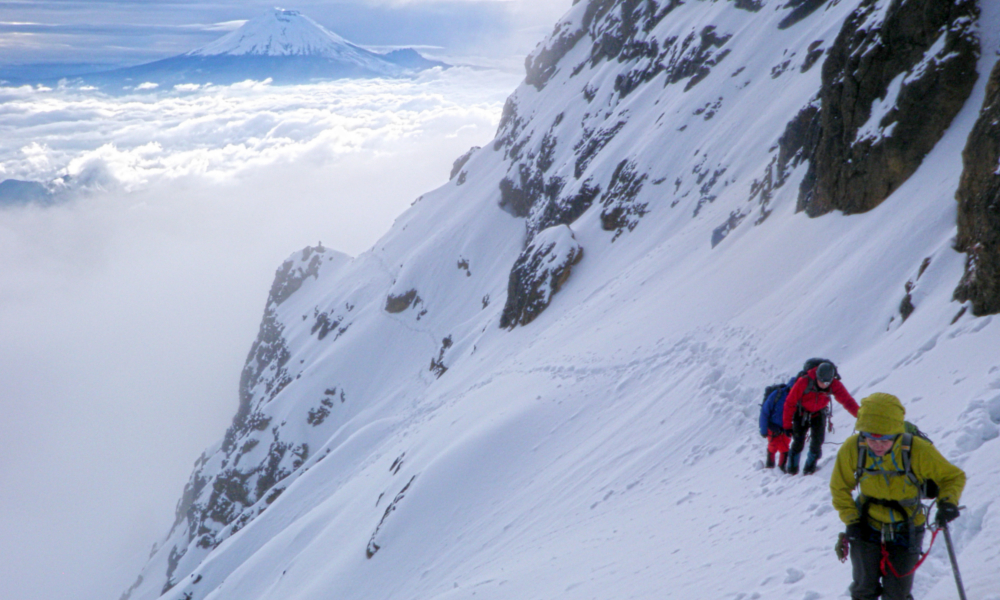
[613,23,732,99]
[450,146,480,180]
[500,225,584,328]
[801,0,979,216]
[746,98,821,221]
[777,0,829,30]
[267,245,326,307]
[152,246,330,594]
[531,178,601,239]
[955,59,1000,316]
[498,0,731,244]
[600,160,649,240]
[385,289,422,313]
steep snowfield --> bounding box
[125,1,1000,600]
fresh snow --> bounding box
[191,8,353,58]
[124,1,1000,600]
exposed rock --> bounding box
[307,388,344,425]
[450,146,479,180]
[530,178,602,238]
[493,98,528,159]
[600,159,649,239]
[525,12,590,90]
[732,0,764,13]
[500,167,564,218]
[955,58,1000,315]
[147,244,345,593]
[802,0,979,216]
[800,40,825,73]
[899,284,915,322]
[367,476,415,558]
[777,0,829,31]
[385,289,421,313]
[429,336,453,378]
[500,225,584,328]
[712,210,748,248]
[575,120,627,178]
[747,98,821,221]
[311,302,353,341]
[613,24,732,98]
[267,245,327,307]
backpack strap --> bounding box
[899,433,921,489]
[855,436,868,483]
[855,433,928,539]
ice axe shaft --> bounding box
[942,524,968,600]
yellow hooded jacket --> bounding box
[829,393,965,528]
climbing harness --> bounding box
[879,523,940,578]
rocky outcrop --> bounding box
[777,0,829,30]
[954,59,1000,316]
[148,245,331,595]
[801,0,979,216]
[600,159,649,240]
[751,99,821,221]
[266,244,327,307]
[450,146,479,181]
[496,0,730,242]
[500,225,583,328]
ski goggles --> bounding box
[861,432,898,441]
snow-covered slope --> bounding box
[123,1,1000,600]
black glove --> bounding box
[936,502,960,527]
[784,429,794,437]
[835,532,849,562]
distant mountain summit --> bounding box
[67,8,447,90]
[190,8,379,63]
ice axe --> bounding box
[940,506,967,600]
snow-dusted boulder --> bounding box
[500,225,583,328]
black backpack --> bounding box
[791,358,840,427]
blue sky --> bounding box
[0,0,569,65]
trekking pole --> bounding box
[941,523,968,600]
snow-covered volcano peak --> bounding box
[189,7,354,57]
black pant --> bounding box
[790,409,825,458]
[849,532,922,600]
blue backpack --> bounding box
[759,377,797,436]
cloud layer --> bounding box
[0,67,520,600]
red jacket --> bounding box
[782,367,859,429]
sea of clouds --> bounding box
[0,66,521,600]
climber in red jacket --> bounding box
[782,360,859,475]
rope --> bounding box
[880,526,941,578]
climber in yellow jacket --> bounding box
[829,393,965,600]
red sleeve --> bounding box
[831,380,859,417]
[782,376,806,429]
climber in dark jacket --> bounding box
[782,362,859,475]
[759,377,796,471]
